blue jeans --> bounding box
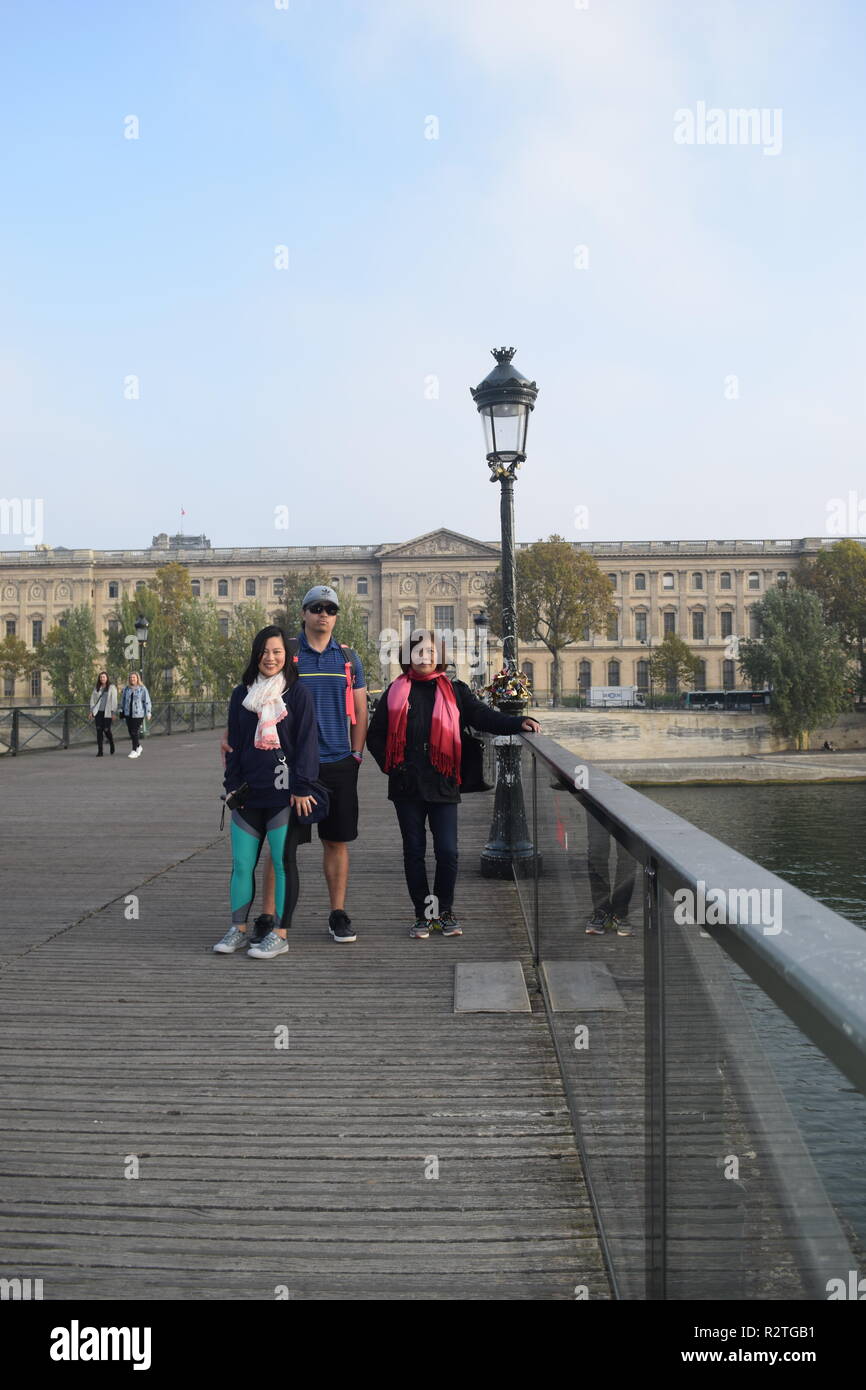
[393,799,459,918]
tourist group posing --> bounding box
[212,586,541,960]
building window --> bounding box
[219,617,229,637]
[433,605,454,630]
[663,611,676,635]
[636,659,649,692]
[692,572,704,589]
[5,620,15,638]
[579,660,591,692]
[108,582,119,598]
[191,580,201,597]
[719,572,732,590]
[3,674,13,697]
[694,659,707,688]
[662,572,674,590]
[635,610,647,642]
[777,571,788,587]
[581,623,590,641]
[723,658,736,688]
[634,573,646,591]
[330,577,340,588]
[135,580,146,590]
[749,609,761,638]
[32,619,43,645]
[108,619,120,635]
[692,610,704,640]
[748,572,760,590]
[273,578,285,597]
[218,580,228,597]
[30,669,42,698]
[357,577,368,595]
[245,579,256,597]
[521,660,534,693]
[607,660,620,686]
[606,612,619,641]
[720,611,733,638]
[360,613,369,637]
[607,573,617,589]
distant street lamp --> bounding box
[473,609,490,688]
[470,347,539,878]
[134,614,150,679]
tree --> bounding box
[737,586,852,748]
[796,538,866,703]
[106,587,173,696]
[0,635,35,694]
[273,567,381,684]
[649,632,702,697]
[37,606,100,705]
[484,535,615,705]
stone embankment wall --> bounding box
[538,710,866,760]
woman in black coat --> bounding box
[367,629,540,938]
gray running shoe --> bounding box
[608,914,633,936]
[213,926,249,954]
[585,911,608,935]
[438,910,463,937]
[409,919,430,939]
[247,930,289,960]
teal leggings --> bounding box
[229,804,300,929]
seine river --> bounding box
[642,782,866,1264]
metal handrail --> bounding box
[520,731,866,1096]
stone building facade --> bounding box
[0,529,854,702]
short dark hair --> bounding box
[399,628,446,675]
[242,626,298,691]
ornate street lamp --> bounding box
[470,347,539,878]
[134,613,150,680]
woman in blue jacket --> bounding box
[118,672,152,758]
[214,625,320,961]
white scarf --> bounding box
[242,672,288,749]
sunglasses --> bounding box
[307,603,339,616]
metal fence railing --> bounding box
[0,701,230,755]
[490,731,866,1300]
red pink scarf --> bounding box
[384,669,462,782]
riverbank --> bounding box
[592,751,866,785]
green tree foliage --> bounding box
[649,632,702,695]
[37,605,100,705]
[796,538,866,702]
[0,634,35,687]
[106,585,173,695]
[738,586,852,747]
[484,535,615,705]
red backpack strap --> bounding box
[340,644,357,725]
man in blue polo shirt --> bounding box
[227,586,368,944]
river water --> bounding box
[642,782,866,1266]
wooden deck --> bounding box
[0,733,609,1300]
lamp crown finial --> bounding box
[491,346,516,365]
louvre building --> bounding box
[0,528,845,703]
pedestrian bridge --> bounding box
[0,717,864,1300]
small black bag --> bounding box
[459,726,493,793]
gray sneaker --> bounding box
[585,911,608,935]
[608,914,633,937]
[247,930,289,960]
[213,925,249,954]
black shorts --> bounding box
[316,755,360,842]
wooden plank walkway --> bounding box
[0,733,609,1300]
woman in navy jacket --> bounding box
[214,625,319,961]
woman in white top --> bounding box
[88,671,118,756]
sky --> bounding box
[1,0,864,552]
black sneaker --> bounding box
[438,910,463,937]
[249,913,276,945]
[329,910,357,943]
[585,910,608,935]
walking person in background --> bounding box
[88,671,117,756]
[213,625,320,961]
[118,671,152,759]
[367,629,540,939]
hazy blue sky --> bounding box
[1,0,864,551]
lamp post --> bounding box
[470,347,539,879]
[639,636,654,709]
[134,614,150,683]
[473,609,490,690]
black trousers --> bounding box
[125,716,143,750]
[94,713,114,753]
[586,812,636,919]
